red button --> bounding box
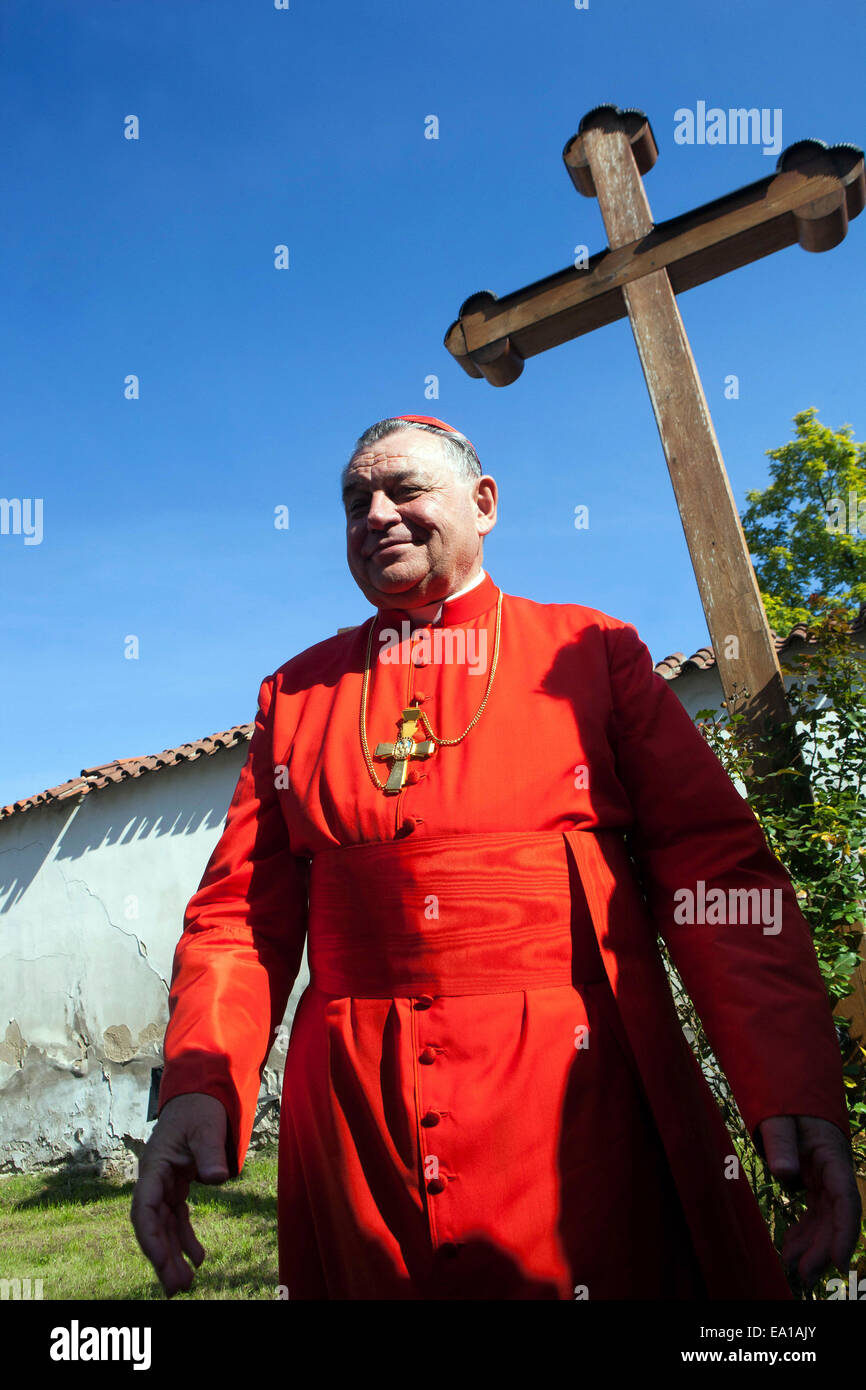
[421,1110,440,1127]
[406,769,424,785]
[418,1046,437,1064]
[414,995,434,1010]
[401,816,417,833]
[413,690,428,702]
[426,1178,446,1195]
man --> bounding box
[132,414,860,1300]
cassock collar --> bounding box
[375,571,499,628]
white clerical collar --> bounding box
[406,568,486,627]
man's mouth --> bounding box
[367,538,413,558]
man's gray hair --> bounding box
[348,418,482,484]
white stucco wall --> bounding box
[0,744,308,1175]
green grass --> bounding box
[0,1146,281,1301]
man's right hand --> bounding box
[130,1092,230,1297]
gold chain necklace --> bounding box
[359,589,503,793]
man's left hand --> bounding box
[756,1114,862,1288]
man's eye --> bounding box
[347,486,420,515]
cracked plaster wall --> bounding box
[0,746,308,1175]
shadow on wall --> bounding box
[0,750,246,913]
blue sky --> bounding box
[1,0,864,807]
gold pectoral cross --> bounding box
[374,704,436,794]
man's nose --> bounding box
[366,491,401,528]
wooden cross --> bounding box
[375,703,436,794]
[444,105,864,803]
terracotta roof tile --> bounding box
[0,724,254,823]
[652,604,866,681]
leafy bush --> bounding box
[665,594,866,1297]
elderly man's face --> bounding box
[342,429,497,608]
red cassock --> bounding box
[157,573,850,1300]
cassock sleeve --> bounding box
[156,673,308,1174]
[605,619,850,1144]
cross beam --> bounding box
[445,105,864,802]
[445,111,864,381]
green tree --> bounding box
[740,408,866,635]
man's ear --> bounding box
[475,475,498,534]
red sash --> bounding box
[307,829,606,997]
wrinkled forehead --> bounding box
[341,436,454,492]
